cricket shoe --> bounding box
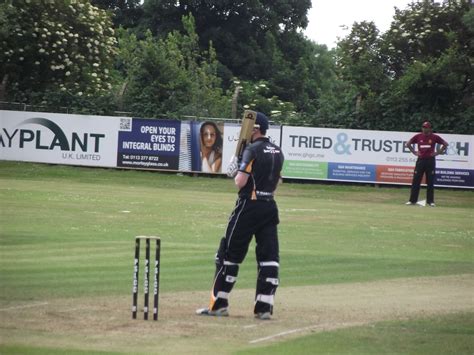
[428,203,436,207]
[196,307,229,317]
[405,201,416,205]
[254,312,271,320]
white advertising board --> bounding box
[281,126,473,188]
[0,110,122,167]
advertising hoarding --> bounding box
[0,110,120,167]
[281,126,473,188]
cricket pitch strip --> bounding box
[1,274,473,354]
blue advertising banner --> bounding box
[328,162,377,182]
[117,118,180,170]
[435,168,473,187]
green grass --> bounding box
[0,161,473,353]
[1,161,472,301]
[238,313,474,355]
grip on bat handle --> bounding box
[237,139,248,161]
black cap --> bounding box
[255,112,269,132]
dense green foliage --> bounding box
[0,0,117,113]
[117,16,231,118]
[333,1,473,133]
[1,0,472,132]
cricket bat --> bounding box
[235,110,257,160]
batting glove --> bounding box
[226,155,239,178]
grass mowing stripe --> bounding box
[1,164,473,296]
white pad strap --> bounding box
[217,291,229,300]
[226,275,237,283]
[224,260,239,266]
[259,261,279,267]
[266,278,279,285]
[256,294,274,305]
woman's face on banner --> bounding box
[202,125,217,148]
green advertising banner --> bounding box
[283,160,328,179]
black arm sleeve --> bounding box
[238,146,256,174]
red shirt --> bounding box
[407,133,447,159]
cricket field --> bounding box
[0,161,473,354]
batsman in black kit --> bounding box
[196,112,284,320]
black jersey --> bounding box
[238,137,284,200]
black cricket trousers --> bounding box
[409,157,436,204]
[210,198,280,314]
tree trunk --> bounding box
[117,80,128,111]
[355,93,362,114]
[231,85,241,120]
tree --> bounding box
[141,0,311,79]
[381,0,472,77]
[380,1,473,132]
[232,79,296,122]
[118,15,231,118]
[0,0,117,109]
[90,0,144,29]
[330,21,390,129]
[319,1,473,133]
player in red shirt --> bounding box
[405,121,448,206]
